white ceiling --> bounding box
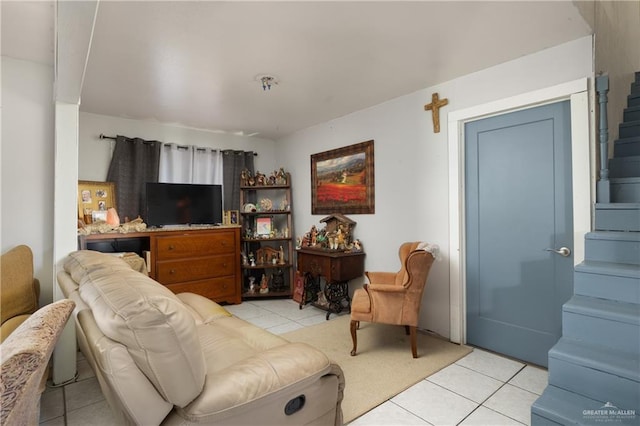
[3,1,592,140]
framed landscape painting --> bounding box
[311,140,375,214]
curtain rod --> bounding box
[99,133,117,141]
[99,133,258,156]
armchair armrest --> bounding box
[365,271,397,284]
[368,283,406,293]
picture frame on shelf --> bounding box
[255,217,272,236]
[223,210,240,225]
[230,210,239,224]
[92,210,108,223]
[311,140,375,214]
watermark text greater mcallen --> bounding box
[583,402,637,423]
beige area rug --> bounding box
[282,315,473,423]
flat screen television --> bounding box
[145,182,223,227]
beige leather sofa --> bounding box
[57,250,344,425]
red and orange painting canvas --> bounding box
[311,140,375,214]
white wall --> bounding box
[277,36,594,338]
[79,112,278,182]
[1,56,55,306]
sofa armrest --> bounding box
[179,342,336,422]
[77,309,173,425]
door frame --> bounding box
[447,78,593,344]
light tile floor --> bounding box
[40,299,548,425]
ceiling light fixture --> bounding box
[257,75,278,91]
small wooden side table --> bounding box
[296,248,365,319]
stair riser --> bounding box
[611,181,640,203]
[632,83,640,95]
[575,271,640,304]
[548,358,640,411]
[630,94,640,108]
[609,157,640,178]
[562,312,640,353]
[594,208,640,231]
[624,107,640,122]
[614,138,640,157]
[585,237,640,265]
[620,122,640,139]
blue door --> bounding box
[465,101,574,367]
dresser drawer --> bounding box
[155,254,236,284]
[164,276,238,303]
[155,231,236,260]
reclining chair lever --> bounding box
[284,395,306,416]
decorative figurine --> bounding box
[276,168,287,185]
[240,169,251,186]
[279,246,286,264]
[249,252,256,267]
[269,171,277,185]
[248,276,256,294]
[271,269,285,292]
[259,274,269,294]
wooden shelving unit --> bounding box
[239,173,294,299]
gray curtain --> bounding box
[106,136,161,222]
[222,150,255,211]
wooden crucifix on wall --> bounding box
[424,92,448,133]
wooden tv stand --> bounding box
[78,226,242,304]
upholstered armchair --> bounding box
[0,299,75,425]
[1,245,40,342]
[350,242,436,358]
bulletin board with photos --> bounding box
[78,180,116,223]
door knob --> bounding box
[545,247,571,257]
